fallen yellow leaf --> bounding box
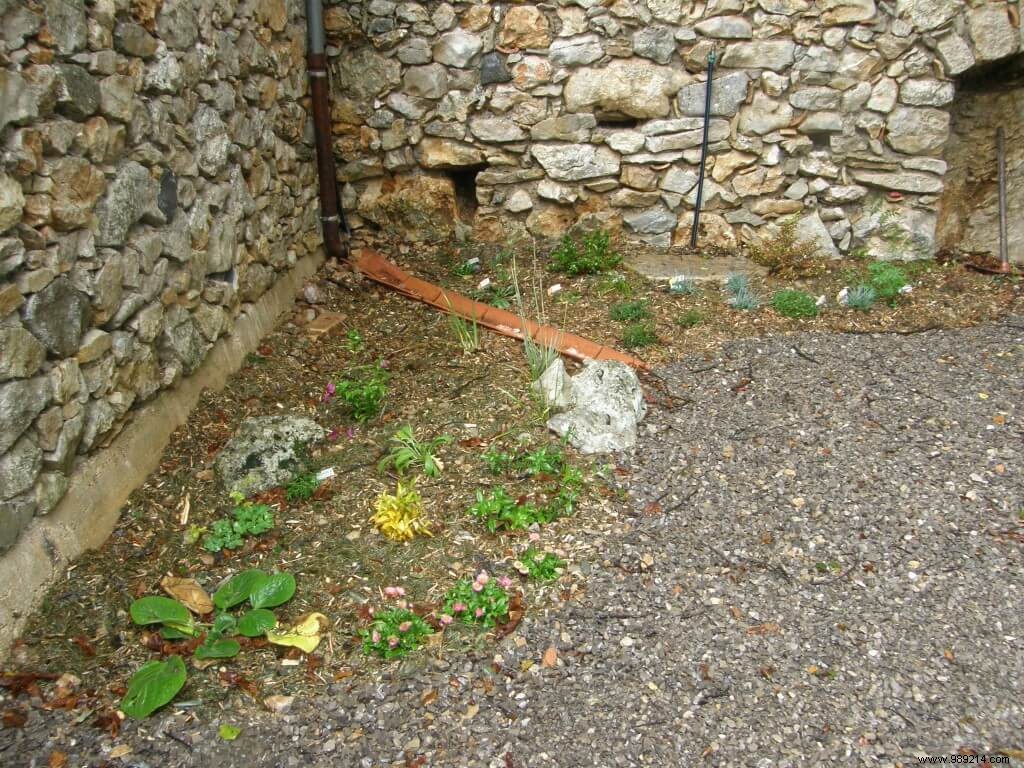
[160,576,213,615]
[266,612,328,654]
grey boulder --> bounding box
[546,361,646,454]
[215,415,326,496]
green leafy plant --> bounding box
[845,284,876,312]
[379,425,451,478]
[335,364,389,423]
[443,573,511,629]
[285,473,319,503]
[451,258,480,277]
[482,446,514,475]
[550,230,621,275]
[202,497,274,553]
[124,570,303,717]
[609,300,651,323]
[772,290,818,319]
[468,488,544,532]
[676,309,703,328]
[868,262,908,301]
[360,609,433,659]
[596,272,634,298]
[345,329,364,353]
[516,548,566,581]
[517,445,564,477]
[622,322,657,349]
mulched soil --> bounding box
[1,234,1022,767]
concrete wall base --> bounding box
[0,249,325,659]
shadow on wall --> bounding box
[938,53,1024,264]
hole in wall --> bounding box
[447,166,487,223]
[595,113,641,129]
[936,52,1024,264]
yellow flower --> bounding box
[371,480,432,541]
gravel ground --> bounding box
[4,321,1024,767]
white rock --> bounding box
[547,360,646,454]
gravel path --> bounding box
[4,322,1024,767]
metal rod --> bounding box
[997,126,1009,273]
[305,0,347,261]
[690,51,716,250]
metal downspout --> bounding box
[305,0,347,261]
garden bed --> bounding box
[3,231,1022,726]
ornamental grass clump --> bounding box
[845,284,876,312]
[371,480,432,541]
[442,571,513,629]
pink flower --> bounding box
[472,581,484,592]
[498,576,513,589]
[528,532,540,542]
[475,571,490,585]
[439,614,453,626]
[474,607,485,618]
[388,636,399,648]
[327,428,340,442]
[346,426,357,440]
[321,382,336,403]
[371,630,381,643]
[384,586,406,598]
[398,621,412,633]
[453,602,467,613]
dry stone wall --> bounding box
[325,0,1023,261]
[0,0,320,551]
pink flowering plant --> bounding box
[360,608,432,660]
[442,571,511,629]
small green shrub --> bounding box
[676,309,703,328]
[517,445,564,476]
[550,230,621,275]
[443,573,511,629]
[482,446,514,475]
[622,322,657,349]
[360,609,433,659]
[379,425,451,478]
[596,272,634,298]
[845,284,876,312]
[344,329,363,353]
[517,548,566,581]
[285,473,319,503]
[468,488,547,532]
[868,262,908,300]
[726,274,760,311]
[747,217,822,277]
[772,290,818,319]
[609,300,651,322]
[335,364,389,423]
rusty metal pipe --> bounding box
[305,0,347,261]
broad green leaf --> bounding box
[120,656,186,719]
[237,608,277,637]
[194,638,241,660]
[249,572,295,609]
[213,570,268,610]
[266,612,327,654]
[130,596,191,627]
[210,613,237,639]
[160,621,197,639]
[219,724,241,741]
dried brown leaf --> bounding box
[160,576,214,615]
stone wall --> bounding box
[325,0,1023,261]
[0,0,320,551]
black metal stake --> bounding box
[690,50,716,250]
[997,126,1009,273]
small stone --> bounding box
[0,175,25,234]
[504,190,533,213]
[531,145,620,182]
[54,64,99,120]
[565,60,687,119]
[480,52,512,85]
[676,72,750,117]
[403,64,448,99]
[0,377,51,455]
[433,29,482,68]
[720,40,795,71]
[633,26,676,64]
[469,116,526,143]
[216,415,327,496]
[23,277,91,358]
[694,15,752,39]
[550,35,604,66]
[499,6,551,50]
